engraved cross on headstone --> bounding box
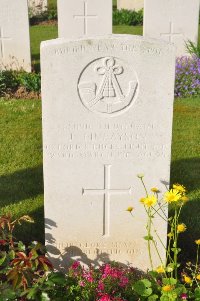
[82,165,131,237]
[160,22,183,43]
[0,27,11,59]
[73,1,98,35]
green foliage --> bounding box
[0,70,41,96]
[186,40,200,58]
[133,279,153,297]
[0,71,19,97]
[29,10,57,25]
[0,214,53,301]
[17,72,41,93]
[113,9,143,26]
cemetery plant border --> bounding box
[1,180,200,300]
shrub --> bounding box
[113,9,143,26]
[16,72,41,93]
[0,70,41,97]
[0,214,53,300]
[175,56,200,98]
[0,71,19,97]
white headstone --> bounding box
[117,0,144,11]
[0,0,31,72]
[144,0,200,57]
[28,0,48,17]
[57,0,112,39]
[41,35,175,270]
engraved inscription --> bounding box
[0,27,11,58]
[73,1,98,35]
[44,122,171,160]
[78,57,139,115]
[160,22,183,42]
[82,165,131,236]
[53,241,142,257]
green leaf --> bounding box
[47,272,66,286]
[171,248,181,254]
[8,250,15,260]
[195,288,200,298]
[17,241,26,251]
[133,279,152,297]
[0,252,7,266]
[144,235,153,241]
[148,294,158,301]
[162,278,177,285]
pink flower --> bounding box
[79,280,85,287]
[180,293,188,300]
[98,294,112,301]
[83,271,93,283]
[119,276,129,287]
[71,261,80,270]
[98,281,105,291]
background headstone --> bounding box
[57,0,112,39]
[117,0,144,11]
[144,0,200,56]
[0,0,31,72]
[41,35,175,270]
[28,0,48,17]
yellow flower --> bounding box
[177,223,187,233]
[151,187,160,193]
[195,239,200,245]
[181,196,189,203]
[140,197,146,204]
[162,285,173,292]
[142,195,157,207]
[196,275,200,281]
[156,266,165,274]
[126,206,134,213]
[173,183,186,195]
[183,275,192,284]
[164,189,182,203]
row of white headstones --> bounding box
[0,0,199,72]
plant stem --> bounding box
[147,208,154,270]
[174,207,178,280]
[195,245,200,276]
[141,178,148,197]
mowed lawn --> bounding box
[0,21,200,261]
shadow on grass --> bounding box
[0,165,43,207]
[171,157,200,191]
[170,157,200,261]
[31,53,40,72]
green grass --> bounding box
[30,25,58,72]
[0,99,44,242]
[170,98,200,260]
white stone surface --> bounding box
[117,0,144,11]
[57,0,112,39]
[0,0,31,71]
[28,0,48,16]
[144,0,200,57]
[41,35,175,270]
